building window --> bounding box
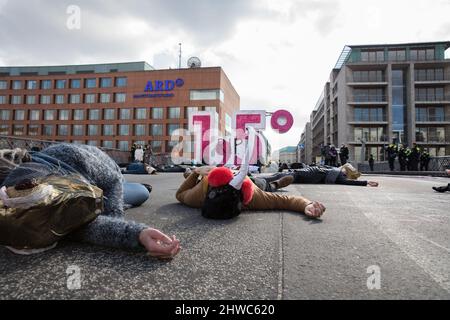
[53,94,64,104]
[0,96,6,104]
[27,80,38,90]
[11,95,22,105]
[85,78,96,88]
[41,80,52,90]
[0,110,9,120]
[87,140,97,147]
[102,141,114,149]
[361,50,384,62]
[354,107,384,122]
[205,106,217,113]
[388,49,406,61]
[85,94,96,104]
[151,124,163,136]
[104,108,115,120]
[115,93,126,103]
[73,109,85,121]
[115,77,127,87]
[353,88,385,102]
[28,125,39,136]
[59,110,70,121]
[190,89,224,102]
[151,141,162,153]
[134,124,146,136]
[29,110,40,121]
[353,127,385,142]
[152,107,164,119]
[135,108,147,120]
[100,78,112,88]
[41,95,52,104]
[89,109,100,120]
[55,80,66,89]
[73,125,84,136]
[353,70,384,82]
[118,141,129,151]
[416,87,445,101]
[58,125,69,136]
[119,124,130,136]
[0,125,9,135]
[168,107,181,119]
[120,109,131,120]
[103,125,114,136]
[44,110,56,121]
[12,80,22,90]
[167,124,180,136]
[70,94,81,104]
[0,80,8,90]
[14,110,25,121]
[13,125,25,136]
[70,79,81,89]
[88,125,99,136]
[100,93,111,103]
[26,95,36,105]
[410,48,435,61]
[43,125,54,136]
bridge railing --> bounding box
[0,136,131,165]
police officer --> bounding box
[386,143,398,171]
[408,143,421,171]
[420,149,431,171]
[398,144,409,172]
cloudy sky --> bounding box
[1,0,449,151]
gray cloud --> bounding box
[0,0,260,66]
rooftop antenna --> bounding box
[178,43,182,69]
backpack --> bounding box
[0,174,103,250]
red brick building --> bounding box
[0,62,240,153]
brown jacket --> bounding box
[176,172,312,213]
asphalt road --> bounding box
[1,173,449,300]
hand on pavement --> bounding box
[304,201,326,219]
[139,228,181,260]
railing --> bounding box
[415,95,450,102]
[415,136,447,143]
[351,76,386,83]
[416,116,450,122]
[358,156,450,172]
[0,136,131,164]
[414,73,450,82]
[351,95,387,103]
[349,116,387,122]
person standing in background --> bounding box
[369,154,375,172]
[339,144,349,166]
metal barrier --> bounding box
[0,136,130,165]
[358,156,450,172]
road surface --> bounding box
[1,173,449,300]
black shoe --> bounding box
[432,183,450,193]
[142,184,153,193]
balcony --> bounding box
[415,95,450,104]
[347,76,387,87]
[348,95,387,105]
[348,115,387,124]
[416,115,450,124]
[414,72,450,84]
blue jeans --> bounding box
[123,182,150,207]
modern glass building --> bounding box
[0,61,240,153]
[299,41,450,164]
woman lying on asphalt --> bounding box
[176,150,326,220]
[0,144,180,258]
[262,163,379,187]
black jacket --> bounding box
[292,166,341,184]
